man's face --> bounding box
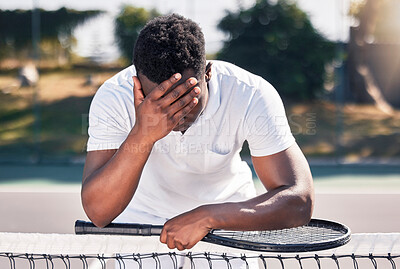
[137,69,208,132]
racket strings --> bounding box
[211,224,347,245]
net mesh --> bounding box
[0,232,399,269]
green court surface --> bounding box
[256,165,400,193]
[0,164,399,193]
[0,164,84,186]
[310,165,400,193]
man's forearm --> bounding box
[81,131,154,227]
[82,72,201,227]
[160,184,313,250]
[160,144,314,250]
[204,185,313,231]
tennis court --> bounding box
[0,163,399,268]
[1,0,400,267]
[1,163,400,234]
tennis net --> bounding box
[0,232,399,268]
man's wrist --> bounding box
[198,204,223,230]
[122,127,155,154]
[129,125,157,143]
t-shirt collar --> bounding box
[201,73,220,120]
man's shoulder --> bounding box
[90,65,136,113]
[103,65,137,88]
[211,60,266,88]
[210,61,282,118]
[94,66,136,98]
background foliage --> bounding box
[0,8,102,61]
[114,6,160,64]
[217,0,336,100]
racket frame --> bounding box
[75,218,351,253]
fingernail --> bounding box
[189,78,197,85]
[174,73,181,80]
[194,87,200,94]
[193,97,198,104]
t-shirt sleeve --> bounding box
[86,83,134,151]
[244,80,295,157]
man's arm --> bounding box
[81,74,201,227]
[160,143,314,250]
[81,134,153,228]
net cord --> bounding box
[1,252,399,269]
[0,233,399,269]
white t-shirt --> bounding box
[87,60,295,224]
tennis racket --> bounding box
[75,218,351,252]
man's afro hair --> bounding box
[133,14,206,84]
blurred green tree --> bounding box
[114,6,160,63]
[217,0,336,100]
[0,8,102,63]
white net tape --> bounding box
[1,233,399,255]
[0,233,399,268]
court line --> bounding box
[0,185,81,193]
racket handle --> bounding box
[75,220,163,236]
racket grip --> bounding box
[75,220,163,236]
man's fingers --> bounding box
[168,86,200,115]
[163,236,187,251]
[185,242,196,250]
[170,97,198,125]
[149,73,182,100]
[160,228,176,249]
[175,241,185,251]
[166,236,176,249]
[162,77,198,105]
[132,76,144,107]
[159,229,167,244]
